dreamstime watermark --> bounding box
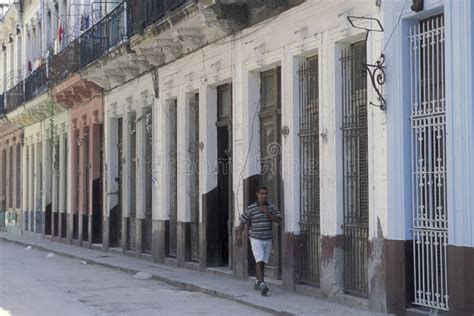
[145,142,320,180]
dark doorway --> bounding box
[92,124,104,244]
[45,203,52,235]
[189,93,200,262]
[167,101,178,257]
[110,118,123,248]
[61,213,67,238]
[211,83,233,268]
[53,212,59,237]
[142,109,153,253]
[258,67,282,279]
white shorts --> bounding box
[250,238,272,264]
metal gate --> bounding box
[143,109,153,253]
[409,15,448,311]
[189,94,200,262]
[168,101,178,257]
[341,41,369,297]
[216,83,233,267]
[298,56,320,285]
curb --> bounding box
[0,235,292,315]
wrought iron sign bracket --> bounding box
[363,54,386,111]
[347,16,386,111]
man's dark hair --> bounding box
[256,186,268,193]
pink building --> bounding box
[0,122,23,232]
[53,74,104,246]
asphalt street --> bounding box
[0,240,269,316]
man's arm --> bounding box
[235,221,246,247]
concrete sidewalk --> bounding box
[0,232,382,315]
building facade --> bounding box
[0,1,22,232]
[0,0,472,315]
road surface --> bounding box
[0,240,269,316]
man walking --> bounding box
[236,186,281,296]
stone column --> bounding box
[153,98,172,263]
[21,141,28,232]
[280,52,304,288]
[318,37,344,297]
[11,142,17,228]
[5,145,11,222]
[233,68,261,280]
[104,116,119,251]
[121,112,131,251]
[34,139,43,234]
[176,91,192,266]
[135,105,147,256]
[445,1,474,314]
[78,127,85,244]
[29,143,34,233]
[58,130,66,239]
[67,127,77,244]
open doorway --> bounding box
[208,83,233,268]
[109,118,123,248]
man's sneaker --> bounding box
[254,280,261,290]
[260,282,269,296]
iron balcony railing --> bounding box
[79,1,129,67]
[129,0,188,35]
[5,80,24,113]
[3,0,192,113]
[24,64,48,103]
[49,40,80,84]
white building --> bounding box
[383,0,474,314]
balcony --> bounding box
[24,64,48,103]
[80,0,246,91]
[79,1,129,68]
[128,0,188,36]
[49,41,80,85]
[5,80,24,114]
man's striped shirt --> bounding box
[240,202,281,240]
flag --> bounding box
[58,23,63,43]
